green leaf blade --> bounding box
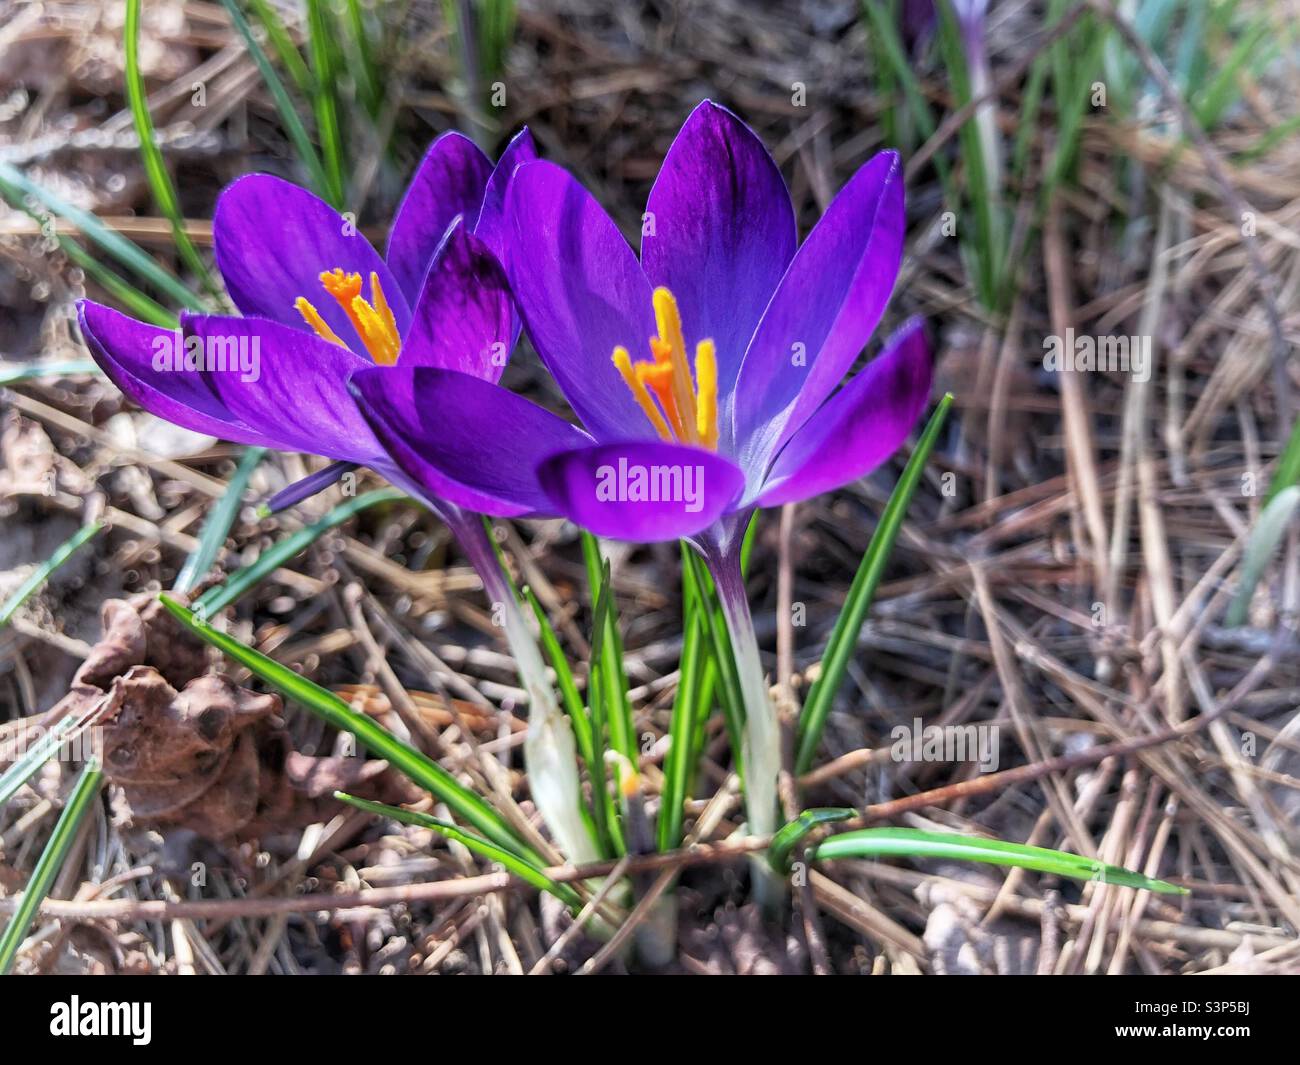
[0,760,103,974]
[124,0,221,299]
[335,792,584,911]
[0,522,102,628]
[196,488,403,615]
[0,161,200,313]
[809,826,1188,894]
[157,594,536,861]
[218,0,336,203]
[173,447,265,595]
[796,394,953,773]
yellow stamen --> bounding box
[613,347,671,439]
[643,342,687,438]
[651,287,699,444]
[369,270,399,345]
[610,286,721,451]
[294,297,347,347]
[694,339,718,448]
[298,268,403,365]
[318,268,364,336]
[351,296,401,365]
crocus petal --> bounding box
[386,132,494,305]
[473,127,538,261]
[641,100,795,428]
[538,440,744,542]
[78,300,271,446]
[900,0,939,51]
[214,174,411,346]
[733,151,905,481]
[262,461,359,514]
[398,219,516,380]
[953,0,991,38]
[756,318,931,507]
[182,314,381,462]
[505,160,659,442]
[350,366,593,517]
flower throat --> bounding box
[612,287,718,449]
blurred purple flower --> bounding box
[902,0,989,52]
[899,0,941,51]
[903,2,999,191]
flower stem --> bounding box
[444,508,600,865]
[699,529,783,904]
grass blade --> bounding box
[1,521,107,805]
[173,447,266,595]
[1192,16,1272,129]
[0,361,101,386]
[0,706,100,810]
[477,0,519,85]
[305,0,348,208]
[0,759,103,974]
[1225,485,1300,627]
[586,565,624,856]
[218,0,336,204]
[768,807,855,872]
[1237,111,1300,163]
[658,543,708,852]
[54,234,179,327]
[795,394,953,773]
[0,522,102,627]
[0,161,201,312]
[1010,48,1051,185]
[342,0,382,118]
[0,162,177,325]
[1265,414,1300,506]
[335,792,584,910]
[521,584,604,853]
[1043,0,1103,198]
[809,826,1188,894]
[581,533,635,765]
[861,0,951,188]
[158,594,535,859]
[196,488,402,615]
[247,0,316,97]
[124,0,221,300]
[865,0,902,150]
[521,586,593,771]
[933,1,1005,309]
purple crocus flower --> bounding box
[349,101,934,859]
[944,3,999,196]
[75,129,601,867]
[905,2,1000,217]
[79,127,535,512]
[902,0,989,52]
